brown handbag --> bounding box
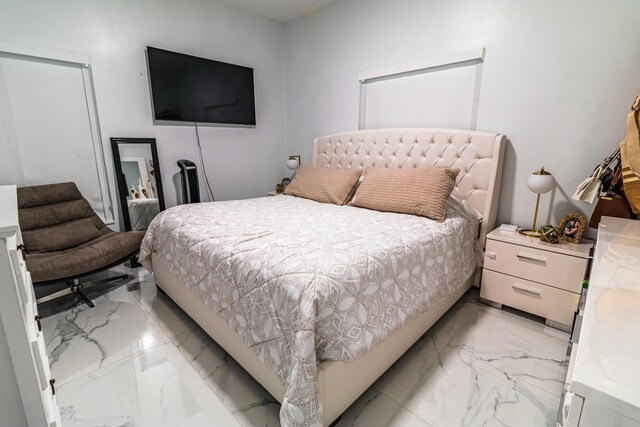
[589,161,638,228]
[589,194,636,228]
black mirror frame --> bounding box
[110,137,166,231]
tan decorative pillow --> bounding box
[284,165,362,205]
[349,166,460,222]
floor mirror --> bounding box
[111,138,165,232]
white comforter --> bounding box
[139,194,481,426]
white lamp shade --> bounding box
[527,173,555,194]
[286,159,299,170]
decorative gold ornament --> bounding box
[539,225,560,243]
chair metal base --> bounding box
[36,273,129,308]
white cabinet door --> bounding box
[579,399,640,427]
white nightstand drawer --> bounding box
[485,239,588,293]
[480,270,580,327]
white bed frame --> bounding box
[152,128,506,426]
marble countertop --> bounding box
[571,217,640,422]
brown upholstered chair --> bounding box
[17,182,144,307]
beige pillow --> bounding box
[349,166,460,222]
[284,165,362,205]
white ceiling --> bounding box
[221,0,338,22]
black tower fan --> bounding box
[177,159,200,204]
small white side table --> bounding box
[480,227,593,331]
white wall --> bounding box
[0,55,114,221]
[0,0,286,226]
[284,0,640,230]
[2,0,638,232]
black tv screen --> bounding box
[147,46,256,125]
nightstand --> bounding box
[480,228,593,331]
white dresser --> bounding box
[481,228,593,331]
[0,185,61,426]
[560,217,640,427]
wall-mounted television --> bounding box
[147,46,256,126]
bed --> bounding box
[139,128,506,426]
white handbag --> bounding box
[572,167,603,204]
[573,147,620,204]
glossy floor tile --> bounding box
[42,281,171,386]
[337,388,433,427]
[56,342,241,427]
[41,268,568,426]
[373,336,559,427]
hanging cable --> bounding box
[194,122,215,201]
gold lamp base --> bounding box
[519,228,541,237]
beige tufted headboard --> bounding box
[312,128,506,247]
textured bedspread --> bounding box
[139,194,482,426]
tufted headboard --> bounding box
[312,128,506,247]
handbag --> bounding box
[589,158,639,228]
[600,156,620,194]
[620,95,640,213]
[573,147,620,204]
[572,166,604,204]
[588,193,635,228]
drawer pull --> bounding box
[486,252,496,260]
[17,244,27,260]
[516,251,547,263]
[512,284,542,296]
[35,315,42,332]
[49,379,56,396]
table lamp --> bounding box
[519,167,555,237]
[287,155,301,170]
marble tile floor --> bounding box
[39,267,569,427]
